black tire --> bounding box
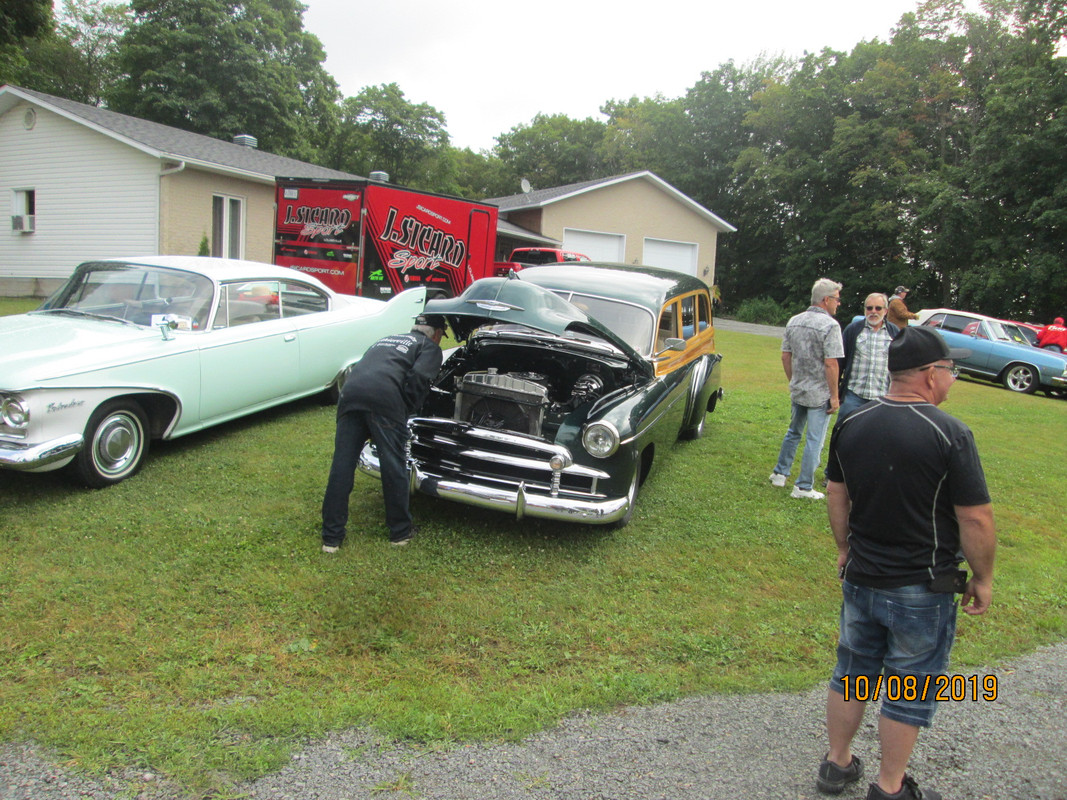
[74,400,150,487]
[1002,364,1038,394]
[1042,344,1063,353]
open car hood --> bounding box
[425,274,651,374]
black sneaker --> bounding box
[390,525,417,546]
[866,775,942,800]
[817,754,864,794]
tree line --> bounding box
[3,0,1065,319]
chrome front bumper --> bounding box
[0,434,83,471]
[357,446,632,525]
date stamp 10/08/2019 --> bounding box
[838,674,999,703]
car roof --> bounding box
[518,263,708,314]
[89,256,324,286]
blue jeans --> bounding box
[773,401,832,490]
[830,581,958,728]
[837,389,873,424]
[321,410,412,544]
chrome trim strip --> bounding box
[411,418,571,458]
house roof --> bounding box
[496,218,558,246]
[487,171,736,233]
[0,84,360,184]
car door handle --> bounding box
[284,333,296,342]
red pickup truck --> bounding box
[494,247,591,274]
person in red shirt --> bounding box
[1036,317,1067,352]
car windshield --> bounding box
[985,320,1017,343]
[546,291,656,356]
[1000,323,1032,346]
[512,250,561,265]
[41,263,214,330]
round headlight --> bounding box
[1,396,29,428]
[582,421,619,458]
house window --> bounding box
[211,195,244,258]
[12,189,35,233]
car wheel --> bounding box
[74,400,150,487]
[1002,364,1038,394]
[1043,344,1063,353]
[707,387,722,414]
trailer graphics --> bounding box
[274,179,498,300]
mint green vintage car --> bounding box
[0,256,425,486]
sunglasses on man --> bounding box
[866,305,884,311]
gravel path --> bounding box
[2,642,1064,800]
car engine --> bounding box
[422,337,635,440]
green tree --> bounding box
[109,0,339,161]
[444,147,517,200]
[0,0,52,86]
[598,94,691,183]
[328,83,450,187]
[494,113,609,189]
[965,0,1067,318]
[2,0,128,106]
[0,0,52,45]
[33,0,129,103]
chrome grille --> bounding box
[409,417,607,497]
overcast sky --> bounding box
[300,0,976,152]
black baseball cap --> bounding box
[888,326,970,371]
[414,314,447,331]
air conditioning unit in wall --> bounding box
[11,215,35,232]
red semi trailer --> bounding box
[273,177,501,300]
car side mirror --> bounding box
[158,318,179,340]
[655,338,686,357]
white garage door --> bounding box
[643,238,698,276]
[563,230,625,262]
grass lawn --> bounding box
[1,299,1065,796]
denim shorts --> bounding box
[829,581,958,727]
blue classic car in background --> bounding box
[0,256,425,486]
[360,263,724,527]
[916,308,1067,396]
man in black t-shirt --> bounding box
[320,315,445,549]
[815,327,997,800]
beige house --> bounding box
[1,86,734,298]
[0,84,358,296]
[490,172,735,287]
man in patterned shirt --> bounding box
[769,278,845,500]
[836,293,899,423]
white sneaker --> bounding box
[769,472,787,487]
[321,544,339,554]
[791,486,825,500]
